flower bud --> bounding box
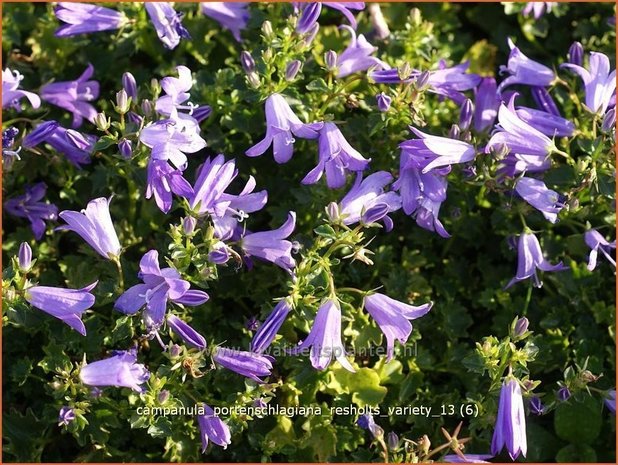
[459,98,474,131]
[193,105,212,123]
[448,124,460,140]
[127,111,143,126]
[409,8,422,26]
[490,142,509,159]
[387,431,399,451]
[167,314,207,350]
[209,242,231,264]
[247,71,261,89]
[94,112,110,131]
[245,316,260,331]
[568,41,584,66]
[557,386,571,402]
[18,242,32,271]
[296,2,321,34]
[261,20,274,39]
[302,23,319,47]
[362,204,389,225]
[150,78,161,98]
[415,70,430,89]
[513,316,529,338]
[122,72,138,100]
[418,434,431,455]
[253,397,267,408]
[324,50,338,70]
[158,389,170,404]
[240,51,256,74]
[397,62,412,81]
[529,396,544,415]
[326,201,340,222]
[118,139,132,159]
[115,89,130,114]
[601,108,615,133]
[285,60,302,81]
[183,216,197,235]
[170,344,182,357]
[376,92,392,112]
[141,99,154,116]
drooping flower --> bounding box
[491,379,527,460]
[250,299,292,353]
[498,38,555,92]
[561,51,616,115]
[515,106,575,137]
[23,121,97,168]
[200,2,249,42]
[58,406,76,426]
[425,60,482,105]
[24,281,97,336]
[522,2,557,19]
[604,390,616,414]
[584,229,616,271]
[167,314,207,350]
[404,127,476,174]
[357,413,383,438]
[5,183,58,240]
[54,2,127,37]
[212,347,274,383]
[363,293,432,362]
[197,404,232,451]
[2,68,41,111]
[57,197,122,260]
[474,77,501,132]
[240,212,296,273]
[79,348,150,393]
[40,64,99,128]
[515,177,565,223]
[302,122,370,189]
[506,232,568,288]
[245,93,323,163]
[289,299,355,372]
[336,25,389,78]
[145,2,190,50]
[114,250,209,330]
[146,159,194,214]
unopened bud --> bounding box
[18,242,32,271]
[240,51,256,74]
[296,2,321,34]
[459,98,474,131]
[115,89,130,114]
[376,92,392,112]
[183,216,197,235]
[158,389,170,404]
[150,78,161,98]
[490,142,510,159]
[409,8,422,26]
[415,70,430,89]
[601,108,615,133]
[169,344,182,357]
[397,62,412,81]
[513,316,529,339]
[448,124,461,140]
[529,396,544,415]
[285,60,302,81]
[261,20,274,39]
[118,139,132,158]
[94,112,110,131]
[557,386,571,402]
[247,72,261,89]
[326,201,340,222]
[324,50,338,71]
[141,99,154,116]
[387,431,399,451]
[568,41,584,67]
[122,72,138,100]
[302,23,319,47]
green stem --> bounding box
[522,282,533,316]
[114,258,125,291]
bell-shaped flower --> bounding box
[498,38,555,92]
[404,127,476,174]
[336,25,389,78]
[474,77,501,132]
[212,347,274,383]
[497,153,551,179]
[5,183,58,240]
[25,281,97,336]
[79,348,150,393]
[54,2,127,37]
[584,229,616,271]
[197,404,231,451]
[302,122,370,189]
[167,314,207,350]
[146,159,194,214]
[531,86,560,116]
[250,299,292,353]
[323,2,365,29]
[24,120,97,168]
[200,2,249,42]
[289,299,355,372]
[426,60,481,104]
[145,2,190,50]
[245,93,323,163]
[515,106,575,138]
[491,379,527,460]
[240,212,296,273]
[2,68,41,111]
[506,232,568,288]
[363,293,432,362]
[515,177,565,223]
[58,197,122,260]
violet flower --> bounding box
[18,242,33,271]
[605,390,616,414]
[167,314,207,350]
[24,121,97,168]
[302,122,370,189]
[531,86,560,116]
[515,177,565,223]
[212,347,274,383]
[357,413,383,438]
[296,3,322,34]
[79,348,150,393]
[114,250,209,330]
[146,159,194,214]
[250,300,292,353]
[584,229,616,271]
[497,153,551,179]
[40,64,99,128]
[522,2,557,19]
[567,41,584,67]
[240,212,296,273]
[289,299,355,372]
[246,93,323,163]
[5,183,58,240]
[155,66,198,116]
[515,106,575,138]
[498,38,555,93]
[404,127,476,174]
[561,51,616,115]
[491,379,527,460]
[473,77,500,132]
[2,68,41,111]
[57,197,122,260]
[426,61,481,105]
[25,281,97,336]
[58,406,76,426]
[363,293,433,362]
[145,2,190,50]
[197,404,231,451]
[336,25,389,78]
[376,92,392,112]
[529,397,545,415]
[54,2,127,37]
[200,2,249,42]
[506,232,568,288]
[323,2,365,29]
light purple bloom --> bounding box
[2,68,41,111]
[584,229,616,271]
[497,153,551,179]
[212,347,274,383]
[250,300,292,353]
[18,242,32,271]
[363,293,432,362]
[197,404,231,451]
[323,2,365,29]
[443,454,494,463]
[58,406,76,426]
[557,386,571,402]
[561,51,616,115]
[145,2,190,50]
[376,92,391,112]
[515,106,575,137]
[491,379,527,460]
[506,232,568,288]
[245,93,323,163]
[522,2,557,19]
[529,396,544,415]
[24,121,97,168]
[114,250,209,330]
[5,183,58,240]
[405,127,476,174]
[568,41,584,67]
[40,64,99,128]
[302,122,370,189]
[336,25,389,78]
[241,212,296,273]
[296,3,322,34]
[473,77,500,132]
[79,348,150,393]
[515,177,565,223]
[200,2,249,42]
[289,299,355,372]
[426,61,482,105]
[155,66,199,117]
[25,281,97,336]
[146,159,194,214]
[167,314,207,350]
[605,390,616,414]
[531,86,560,116]
[58,197,122,260]
[54,2,127,37]
[498,38,555,93]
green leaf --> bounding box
[554,396,602,444]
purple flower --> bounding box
[404,127,476,174]
[24,281,97,336]
[336,25,389,78]
[40,64,99,128]
[24,121,97,168]
[561,51,616,115]
[376,92,391,112]
[296,3,322,34]
[491,379,527,460]
[145,2,190,50]
[245,93,323,163]
[289,299,355,372]
[506,232,568,288]
[79,348,150,393]
[473,77,500,132]
[197,404,231,451]
[200,2,249,42]
[241,212,296,273]
[459,98,474,131]
[146,159,194,214]
[212,347,274,383]
[18,242,33,271]
[605,390,616,414]
[122,72,138,100]
[426,61,482,105]
[167,314,207,350]
[557,386,571,402]
[584,229,616,271]
[2,68,41,111]
[568,41,584,67]
[5,183,58,240]
[58,197,122,260]
[363,293,432,362]
[250,299,292,353]
[531,86,560,116]
[515,106,575,138]
[114,250,209,330]
[323,2,365,29]
[302,122,370,189]
[515,177,565,223]
[54,2,127,37]
[356,413,383,438]
[497,153,551,179]
[529,396,544,415]
[498,38,555,93]
[58,406,76,426]
[443,454,494,463]
[522,2,557,19]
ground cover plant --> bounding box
[2,1,616,463]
